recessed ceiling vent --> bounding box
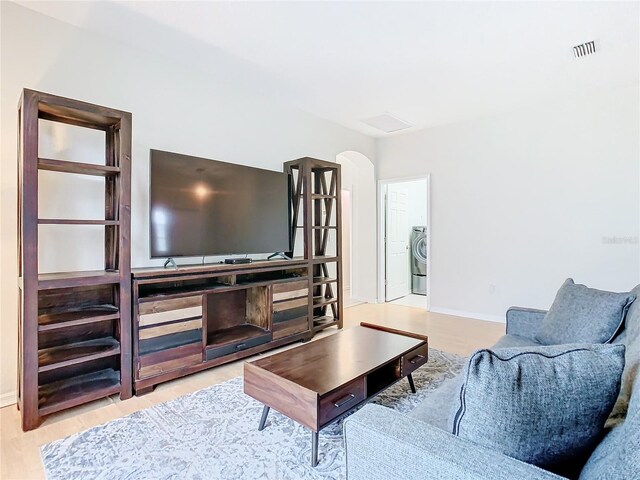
[573,40,596,58]
[361,113,413,133]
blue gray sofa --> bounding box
[344,284,640,479]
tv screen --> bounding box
[149,150,291,258]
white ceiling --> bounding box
[16,1,640,138]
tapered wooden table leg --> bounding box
[258,405,270,431]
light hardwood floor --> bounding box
[0,303,504,480]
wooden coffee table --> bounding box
[243,323,429,466]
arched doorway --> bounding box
[336,151,376,305]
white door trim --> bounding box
[377,174,431,310]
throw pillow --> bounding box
[535,278,635,345]
[452,344,625,477]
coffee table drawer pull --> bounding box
[236,343,246,349]
[409,354,425,364]
[334,393,356,408]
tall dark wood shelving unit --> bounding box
[284,158,343,332]
[17,89,132,431]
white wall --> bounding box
[378,83,640,320]
[0,3,376,403]
[341,190,352,290]
[405,179,428,230]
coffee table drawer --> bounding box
[402,343,429,375]
[319,378,365,427]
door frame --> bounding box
[377,174,431,310]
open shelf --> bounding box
[38,219,119,226]
[38,368,121,416]
[366,360,402,397]
[37,98,123,130]
[38,305,119,332]
[312,256,339,264]
[205,323,272,361]
[38,158,120,176]
[313,316,340,333]
[38,337,120,373]
[138,274,304,302]
[139,282,230,301]
[38,270,121,290]
[313,276,337,285]
[311,194,337,199]
[207,324,269,349]
[313,296,338,308]
[313,315,338,327]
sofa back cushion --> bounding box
[579,370,640,479]
[609,284,640,423]
[580,284,640,480]
[535,278,635,345]
[452,344,625,478]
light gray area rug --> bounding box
[41,348,464,480]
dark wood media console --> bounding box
[132,258,318,394]
[16,95,344,432]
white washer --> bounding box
[410,226,427,295]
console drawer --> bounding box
[319,378,365,427]
[402,343,429,376]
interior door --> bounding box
[385,184,410,301]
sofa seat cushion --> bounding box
[452,344,625,478]
[535,278,635,345]
[408,376,460,430]
[492,334,542,349]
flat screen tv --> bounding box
[149,150,291,258]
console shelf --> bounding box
[38,219,120,226]
[137,274,306,302]
[37,271,121,290]
[38,158,121,176]
[38,368,121,416]
[313,276,337,285]
[207,324,269,349]
[313,316,339,329]
[38,337,120,373]
[38,306,119,332]
[313,296,338,308]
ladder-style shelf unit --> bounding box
[284,157,343,333]
[17,89,132,431]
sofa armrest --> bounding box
[344,404,564,480]
[505,306,547,340]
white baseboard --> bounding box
[0,391,17,408]
[350,295,377,305]
[429,307,505,324]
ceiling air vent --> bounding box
[573,40,596,58]
[361,113,413,134]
